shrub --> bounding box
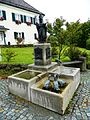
[86,38,90,50]
[65,46,81,61]
[4,49,16,62]
[51,47,58,58]
[81,50,88,57]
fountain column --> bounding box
[34,43,51,66]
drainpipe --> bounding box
[3,31,6,45]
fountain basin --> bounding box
[8,69,46,101]
[51,66,80,81]
[31,68,80,114]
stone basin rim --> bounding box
[31,78,73,97]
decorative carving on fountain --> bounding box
[34,47,42,59]
[46,47,51,59]
[44,73,67,93]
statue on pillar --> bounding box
[35,14,47,43]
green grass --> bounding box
[1,47,34,64]
[0,46,90,64]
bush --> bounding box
[86,38,90,50]
[51,47,58,58]
[4,49,17,62]
[65,46,81,61]
[81,50,88,58]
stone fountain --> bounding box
[8,14,80,114]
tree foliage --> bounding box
[79,20,90,48]
[47,17,66,59]
[47,17,90,62]
[65,20,82,46]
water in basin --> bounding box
[53,66,76,75]
[15,70,41,80]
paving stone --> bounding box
[71,116,77,120]
[28,114,34,120]
[87,113,90,117]
[82,115,88,120]
[22,117,27,120]
[0,71,90,119]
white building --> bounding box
[0,0,44,45]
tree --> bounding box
[47,17,66,59]
[79,20,90,48]
[65,20,82,46]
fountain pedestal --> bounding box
[29,43,58,71]
[34,43,51,65]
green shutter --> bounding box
[31,17,32,24]
[12,13,15,21]
[21,15,23,23]
[2,10,6,20]
[32,18,35,24]
[24,15,26,23]
[34,18,36,25]
[22,32,25,39]
[14,32,18,39]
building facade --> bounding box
[0,0,43,45]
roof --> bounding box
[0,0,44,15]
[0,26,9,31]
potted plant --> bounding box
[16,37,23,44]
[26,22,31,26]
[0,16,4,21]
[15,20,21,25]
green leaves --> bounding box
[4,49,17,62]
[47,17,66,59]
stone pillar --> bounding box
[34,43,51,66]
[79,56,87,71]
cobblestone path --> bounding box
[0,71,90,120]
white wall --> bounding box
[0,3,39,45]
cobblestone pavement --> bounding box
[0,71,90,120]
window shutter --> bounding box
[21,15,23,23]
[24,15,26,23]
[2,10,6,20]
[34,18,36,24]
[34,33,37,39]
[12,13,15,21]
[14,32,18,39]
[22,32,25,39]
[31,17,32,24]
[32,18,35,24]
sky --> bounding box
[25,0,90,23]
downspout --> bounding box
[3,31,6,45]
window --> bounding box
[15,14,21,21]
[12,13,22,24]
[26,16,31,22]
[0,10,3,17]
[32,17,37,25]
[0,10,6,20]
[14,32,25,39]
[14,32,25,44]
[12,13,37,25]
[24,15,32,25]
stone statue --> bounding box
[35,14,47,43]
[44,73,67,93]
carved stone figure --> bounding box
[44,73,66,93]
[36,14,47,43]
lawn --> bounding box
[0,47,34,64]
[0,46,90,64]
